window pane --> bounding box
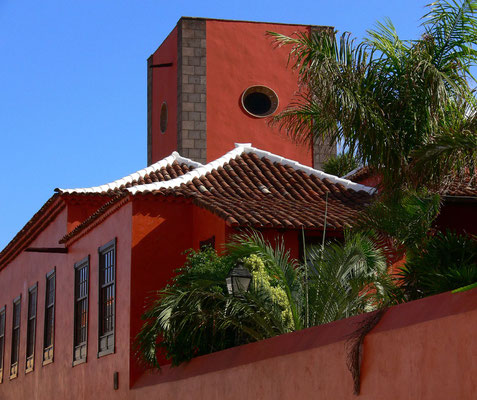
[44,272,55,357]
[11,300,20,366]
[98,241,116,354]
[26,287,37,360]
[44,307,54,348]
[0,310,5,372]
[74,260,89,356]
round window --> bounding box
[241,86,279,118]
[160,102,168,133]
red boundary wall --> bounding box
[131,287,477,399]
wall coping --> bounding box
[133,286,477,389]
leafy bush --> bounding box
[135,248,236,367]
[322,153,359,177]
[358,191,441,252]
[399,231,477,299]
[136,232,400,368]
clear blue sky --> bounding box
[0,0,427,250]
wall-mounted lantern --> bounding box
[226,259,252,296]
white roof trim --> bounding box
[127,144,376,195]
[57,152,202,194]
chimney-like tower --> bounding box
[147,17,336,168]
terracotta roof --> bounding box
[59,145,375,244]
[128,144,375,195]
[345,166,477,198]
[132,144,374,229]
[1,153,201,267]
[342,166,372,182]
[57,152,201,195]
[439,173,477,198]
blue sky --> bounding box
[0,0,427,250]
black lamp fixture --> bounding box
[226,259,252,296]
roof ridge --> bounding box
[126,146,246,194]
[241,146,376,194]
[127,144,376,195]
[57,152,203,194]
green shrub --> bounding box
[322,153,359,177]
[399,231,477,299]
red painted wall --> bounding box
[0,203,133,400]
[259,228,301,260]
[435,202,477,235]
[206,20,312,164]
[0,209,68,399]
[149,27,178,163]
[131,287,477,400]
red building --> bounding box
[0,17,371,399]
[344,166,477,235]
[1,16,476,400]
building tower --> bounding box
[147,17,336,168]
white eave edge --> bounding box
[126,143,376,195]
[57,152,203,194]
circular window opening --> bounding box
[160,102,168,133]
[241,86,279,118]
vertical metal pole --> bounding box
[301,227,309,329]
[322,191,329,251]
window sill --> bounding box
[25,367,34,374]
[42,358,53,367]
[9,364,18,380]
[72,358,86,367]
[97,348,114,358]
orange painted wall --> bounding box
[206,20,312,164]
[150,27,178,163]
[0,202,133,400]
[65,196,111,233]
[192,206,227,252]
[129,198,194,384]
[131,287,477,400]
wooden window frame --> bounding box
[25,283,38,373]
[10,295,21,380]
[97,239,116,358]
[73,256,89,366]
[42,268,56,366]
[0,306,5,383]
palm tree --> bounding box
[270,0,477,192]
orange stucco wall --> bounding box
[131,287,477,400]
[206,20,312,164]
[150,27,178,163]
